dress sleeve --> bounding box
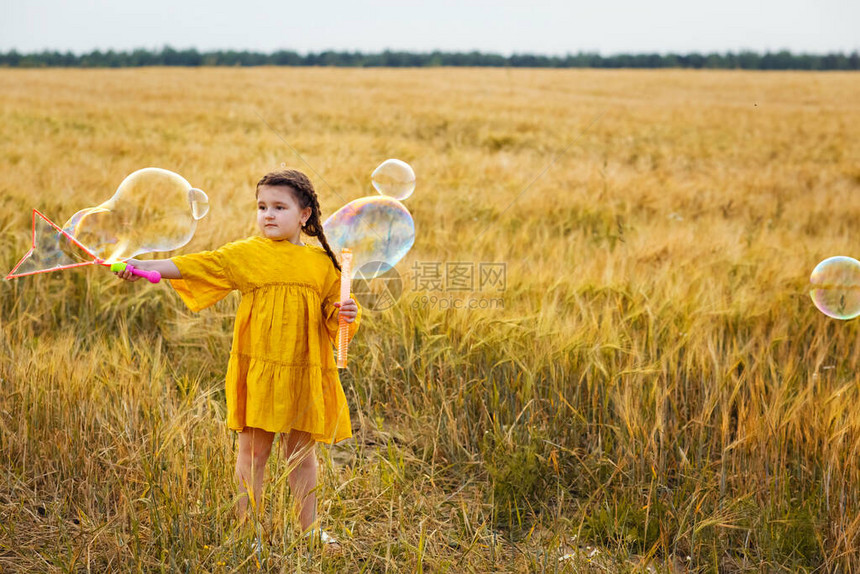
[169,247,237,312]
[321,263,361,346]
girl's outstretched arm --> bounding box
[115,259,182,281]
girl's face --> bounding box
[256,185,311,244]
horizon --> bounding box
[3,46,858,58]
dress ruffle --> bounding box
[227,354,352,443]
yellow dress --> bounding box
[169,236,360,443]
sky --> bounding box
[2,0,858,56]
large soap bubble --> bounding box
[371,159,416,201]
[809,256,860,320]
[323,196,415,280]
[63,167,209,263]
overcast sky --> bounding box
[2,0,858,55]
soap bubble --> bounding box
[323,196,415,279]
[63,167,208,263]
[809,256,860,320]
[371,159,415,201]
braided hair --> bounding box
[256,169,342,272]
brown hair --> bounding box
[256,169,341,272]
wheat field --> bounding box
[1,67,859,572]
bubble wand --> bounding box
[5,209,162,282]
[337,248,353,369]
[108,261,162,283]
[5,168,208,283]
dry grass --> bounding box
[1,67,860,572]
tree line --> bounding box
[1,48,858,70]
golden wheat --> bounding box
[1,67,859,572]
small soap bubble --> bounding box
[371,159,415,201]
[809,256,860,320]
[189,188,209,220]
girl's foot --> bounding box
[303,528,342,553]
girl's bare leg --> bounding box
[235,427,275,523]
[281,430,317,531]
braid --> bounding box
[301,193,342,273]
[256,169,342,273]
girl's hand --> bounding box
[334,298,358,323]
[114,259,141,282]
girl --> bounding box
[116,169,359,546]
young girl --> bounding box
[116,169,359,546]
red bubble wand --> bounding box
[5,209,160,283]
